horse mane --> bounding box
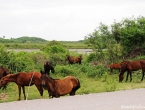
[44,74,59,80]
[6,73,18,78]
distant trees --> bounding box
[0,36,47,43]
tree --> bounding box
[85,16,145,61]
[118,16,145,57]
[85,23,119,62]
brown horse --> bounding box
[40,71,80,98]
[66,55,82,65]
[109,62,122,75]
[0,66,10,90]
[119,60,145,82]
[44,61,55,75]
[0,71,43,100]
[0,66,10,79]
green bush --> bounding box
[87,64,107,78]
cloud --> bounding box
[0,0,145,41]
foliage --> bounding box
[85,16,145,61]
[2,37,90,49]
[112,16,145,57]
[0,36,47,43]
[41,40,68,54]
[0,45,10,67]
[40,40,69,65]
[8,52,36,72]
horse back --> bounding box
[55,76,80,95]
[66,55,82,64]
[109,63,121,69]
[17,72,41,86]
[140,60,145,71]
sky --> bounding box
[0,0,145,41]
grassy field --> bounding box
[0,73,145,103]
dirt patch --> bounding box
[0,93,8,100]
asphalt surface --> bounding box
[0,88,145,110]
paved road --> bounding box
[0,88,145,110]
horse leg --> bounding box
[129,72,132,82]
[110,69,113,75]
[22,86,26,100]
[69,91,75,96]
[125,72,129,82]
[141,71,145,81]
[18,85,21,101]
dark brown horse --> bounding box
[0,72,43,100]
[119,60,145,82]
[0,66,10,90]
[40,71,80,98]
[109,62,122,75]
[0,66,10,79]
[66,55,82,65]
[44,61,55,75]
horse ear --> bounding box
[40,70,44,74]
[2,71,7,77]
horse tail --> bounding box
[72,78,80,91]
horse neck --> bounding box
[5,74,17,83]
[45,76,56,91]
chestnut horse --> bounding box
[66,55,82,65]
[119,60,145,82]
[109,62,122,75]
[40,71,80,98]
[0,72,43,100]
[44,61,55,75]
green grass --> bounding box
[1,73,145,103]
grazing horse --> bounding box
[0,72,43,100]
[109,62,122,75]
[40,71,80,98]
[44,61,55,75]
[66,55,82,65]
[119,60,145,82]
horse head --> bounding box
[119,60,129,82]
[0,66,10,79]
[0,75,9,90]
[66,55,70,60]
[40,70,48,89]
[44,61,55,75]
[119,73,124,82]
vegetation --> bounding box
[0,37,88,49]
[1,16,145,103]
[85,16,145,61]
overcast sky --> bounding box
[0,0,145,41]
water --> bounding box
[8,49,93,54]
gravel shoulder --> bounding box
[0,88,145,110]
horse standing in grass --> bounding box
[0,72,43,100]
[44,61,55,75]
[119,60,145,82]
[40,71,80,98]
[109,62,122,75]
[66,55,82,65]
